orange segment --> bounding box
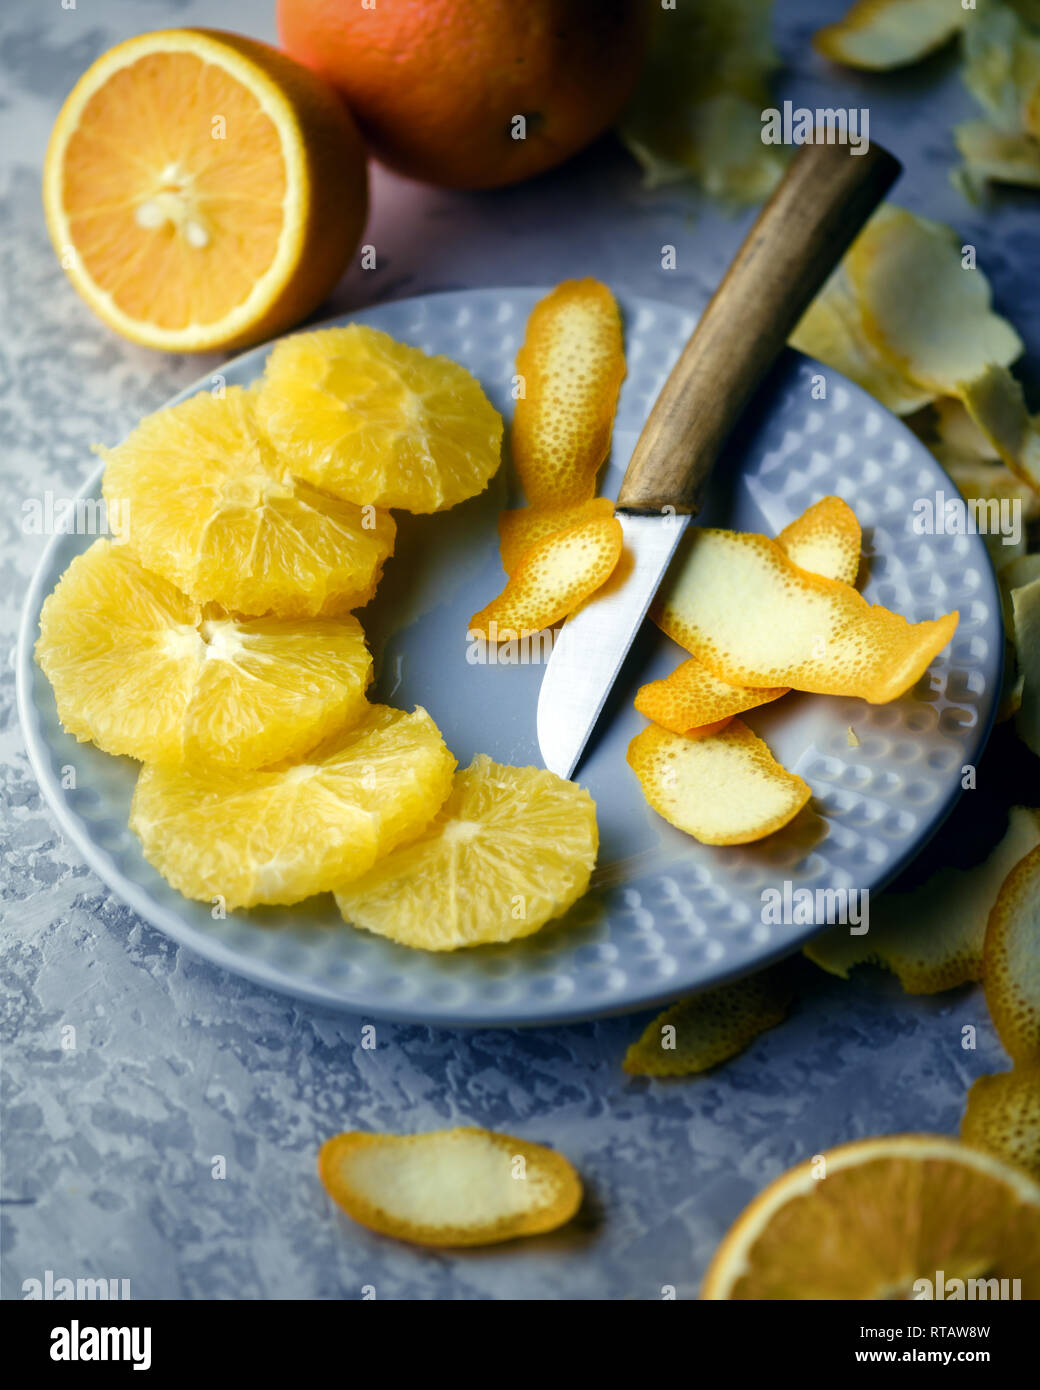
[702,1135,1040,1299]
[627,718,811,846]
[654,527,958,702]
[498,497,615,576]
[43,28,368,352]
[512,279,625,505]
[317,1129,583,1247]
[469,515,623,638]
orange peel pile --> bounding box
[318,1127,582,1247]
[511,278,625,507]
[623,966,794,1076]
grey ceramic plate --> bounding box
[18,288,1002,1026]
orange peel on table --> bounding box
[35,539,373,772]
[627,718,811,846]
[255,324,504,512]
[318,1128,582,1248]
[961,1067,1040,1183]
[805,807,1040,994]
[653,526,958,702]
[636,497,862,733]
[498,497,615,576]
[984,843,1040,1065]
[511,278,625,506]
[813,0,968,71]
[469,514,623,639]
[623,965,795,1076]
[701,1135,1040,1299]
[100,386,396,619]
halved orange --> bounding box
[43,28,367,352]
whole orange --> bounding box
[277,0,649,189]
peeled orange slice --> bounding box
[962,1068,1040,1182]
[335,755,598,950]
[702,1135,1040,1299]
[130,705,454,909]
[654,527,958,702]
[255,325,503,512]
[623,966,794,1076]
[627,719,810,846]
[498,497,615,576]
[984,843,1040,1065]
[42,28,367,352]
[469,515,623,638]
[512,279,625,506]
[100,386,395,618]
[318,1128,582,1247]
[36,539,371,770]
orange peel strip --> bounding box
[984,842,1040,1065]
[776,495,862,587]
[623,965,794,1076]
[512,278,625,506]
[469,515,622,638]
[805,807,1040,994]
[814,0,968,71]
[317,1128,582,1247]
[653,526,958,702]
[498,497,615,576]
[957,364,1040,494]
[627,718,811,846]
[962,1068,1040,1183]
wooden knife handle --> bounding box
[616,140,900,514]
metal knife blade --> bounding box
[536,511,689,779]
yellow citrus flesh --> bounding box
[100,386,395,618]
[335,754,598,951]
[36,539,372,770]
[702,1135,1040,1299]
[42,28,368,352]
[255,325,503,512]
[130,705,455,909]
[318,1128,582,1247]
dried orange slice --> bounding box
[255,325,503,512]
[335,755,598,951]
[498,497,615,576]
[623,966,794,1076]
[654,527,958,702]
[814,0,968,70]
[130,705,454,909]
[469,515,623,639]
[627,719,810,846]
[100,386,395,618]
[962,1068,1040,1183]
[318,1128,582,1247]
[984,843,1040,1065]
[512,279,625,506]
[42,28,367,352]
[806,808,1040,994]
[702,1135,1040,1299]
[35,539,372,770]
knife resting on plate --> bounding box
[536,138,901,779]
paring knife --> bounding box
[537,139,901,779]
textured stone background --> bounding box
[2,0,1036,1300]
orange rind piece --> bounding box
[627,719,811,846]
[512,279,625,506]
[498,497,615,576]
[1011,574,1040,757]
[623,965,794,1076]
[957,364,1040,494]
[805,807,1040,993]
[776,495,862,587]
[469,515,623,638]
[100,386,396,618]
[813,0,968,71]
[701,1134,1040,1299]
[653,526,958,702]
[962,1068,1040,1183]
[318,1128,582,1247]
[635,661,784,737]
[984,843,1040,1065]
